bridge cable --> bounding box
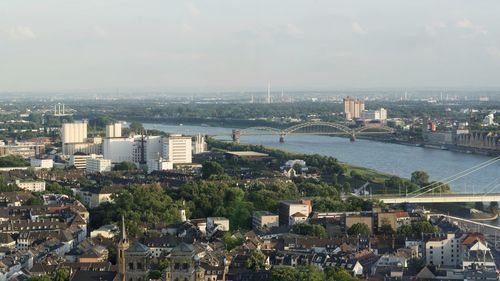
[482,177,500,196]
[407,156,500,195]
[409,156,500,197]
[411,159,500,198]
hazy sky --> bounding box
[1,0,500,92]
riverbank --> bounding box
[142,119,500,158]
[144,122,500,196]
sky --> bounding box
[1,0,500,93]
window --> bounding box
[129,262,134,270]
[137,262,143,270]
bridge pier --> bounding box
[279,136,285,143]
[232,129,241,144]
[350,133,356,142]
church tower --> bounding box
[117,216,129,281]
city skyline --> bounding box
[1,0,500,93]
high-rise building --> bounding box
[61,121,88,145]
[103,136,136,163]
[193,134,206,155]
[343,96,365,120]
[61,121,91,155]
[361,108,388,121]
[106,123,122,138]
[162,134,192,164]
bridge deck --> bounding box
[364,193,500,203]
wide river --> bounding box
[144,123,500,194]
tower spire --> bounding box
[117,215,129,281]
[121,215,127,240]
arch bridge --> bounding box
[231,121,395,143]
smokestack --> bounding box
[267,82,271,104]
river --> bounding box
[144,123,500,194]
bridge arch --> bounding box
[240,126,282,135]
[354,125,395,134]
[284,121,353,135]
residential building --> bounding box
[344,96,365,120]
[361,108,388,121]
[78,185,121,209]
[0,143,45,158]
[377,212,397,231]
[90,224,119,239]
[147,158,173,173]
[289,212,308,225]
[461,233,496,271]
[86,158,112,173]
[346,215,373,230]
[15,180,46,192]
[70,154,104,169]
[207,217,230,232]
[30,158,54,169]
[424,233,462,267]
[253,211,279,230]
[279,200,312,226]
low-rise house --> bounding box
[90,224,119,239]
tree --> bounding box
[269,266,327,281]
[245,249,267,271]
[408,257,426,274]
[129,122,144,133]
[325,266,362,281]
[412,221,437,234]
[148,270,162,280]
[292,163,303,175]
[347,223,371,236]
[53,267,71,281]
[25,196,44,206]
[269,267,299,281]
[291,223,327,238]
[89,183,182,237]
[27,276,51,281]
[411,171,430,187]
[223,232,244,251]
[201,161,225,179]
[490,201,499,214]
[474,202,485,211]
[113,161,137,171]
[379,222,395,235]
[0,155,29,167]
[397,224,414,235]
